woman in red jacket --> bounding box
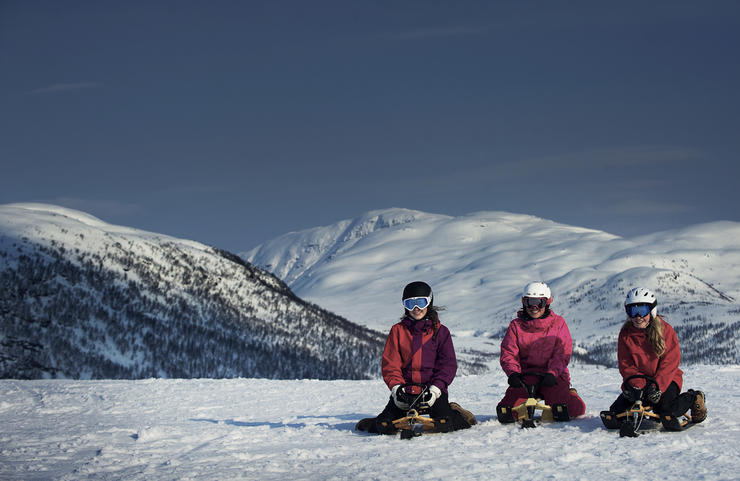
[355,281,475,434]
[609,287,706,423]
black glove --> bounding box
[542,373,557,387]
[507,372,523,388]
[622,385,641,403]
[644,386,662,405]
[391,385,410,410]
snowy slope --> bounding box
[1,364,737,480]
[244,208,740,365]
[0,203,385,380]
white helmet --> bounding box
[522,281,552,305]
[625,287,658,318]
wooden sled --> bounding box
[391,384,452,439]
[600,375,695,437]
[498,372,569,428]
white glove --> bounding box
[391,385,409,410]
[422,385,442,408]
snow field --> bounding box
[1,364,739,480]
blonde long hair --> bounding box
[622,314,666,357]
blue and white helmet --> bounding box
[625,287,658,318]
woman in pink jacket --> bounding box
[497,281,586,422]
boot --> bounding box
[496,404,516,424]
[691,390,707,423]
[450,402,477,426]
[355,417,375,432]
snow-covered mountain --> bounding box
[243,208,740,366]
[0,204,385,380]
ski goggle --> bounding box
[403,296,431,311]
[626,303,652,318]
[523,297,548,309]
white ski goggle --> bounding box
[403,297,431,311]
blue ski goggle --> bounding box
[403,296,431,311]
[626,303,652,318]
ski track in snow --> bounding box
[1,365,739,480]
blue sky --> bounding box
[1,1,739,251]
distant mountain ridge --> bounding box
[248,209,442,286]
[0,204,385,380]
[244,208,740,366]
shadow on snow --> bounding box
[189,413,365,432]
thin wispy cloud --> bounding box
[512,146,705,171]
[25,82,100,95]
[438,145,705,186]
[409,145,708,201]
[380,25,489,40]
[606,197,695,216]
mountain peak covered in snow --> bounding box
[244,208,740,366]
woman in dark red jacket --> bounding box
[355,281,475,434]
[609,287,706,423]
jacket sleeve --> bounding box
[655,322,681,393]
[429,325,457,392]
[617,327,645,389]
[381,324,406,390]
[500,322,521,377]
[546,316,573,378]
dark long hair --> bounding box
[401,305,444,340]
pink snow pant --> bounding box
[498,382,586,419]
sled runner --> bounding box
[600,375,695,437]
[497,372,570,428]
